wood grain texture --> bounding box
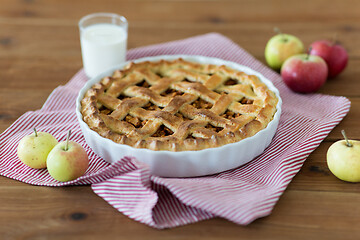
[0,0,359,239]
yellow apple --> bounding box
[265,31,305,71]
[17,128,58,169]
[327,131,360,182]
[46,131,89,182]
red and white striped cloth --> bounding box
[0,33,350,228]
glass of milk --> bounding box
[79,13,128,79]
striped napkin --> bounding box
[0,33,350,228]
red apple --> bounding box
[46,131,89,182]
[281,54,328,93]
[309,40,348,78]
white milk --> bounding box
[80,23,127,78]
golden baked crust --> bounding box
[81,58,278,151]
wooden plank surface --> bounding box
[1,0,359,239]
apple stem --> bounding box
[332,32,338,45]
[33,127,38,137]
[274,27,282,35]
[306,47,312,60]
[273,27,287,42]
[65,130,71,151]
[341,130,353,147]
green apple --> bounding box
[17,128,58,169]
[46,131,89,182]
[265,31,305,71]
[327,130,360,182]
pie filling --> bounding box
[81,58,278,151]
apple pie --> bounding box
[80,58,278,151]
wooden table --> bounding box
[1,0,359,239]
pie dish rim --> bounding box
[75,55,282,177]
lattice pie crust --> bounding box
[81,58,278,151]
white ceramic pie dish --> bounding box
[76,55,282,177]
